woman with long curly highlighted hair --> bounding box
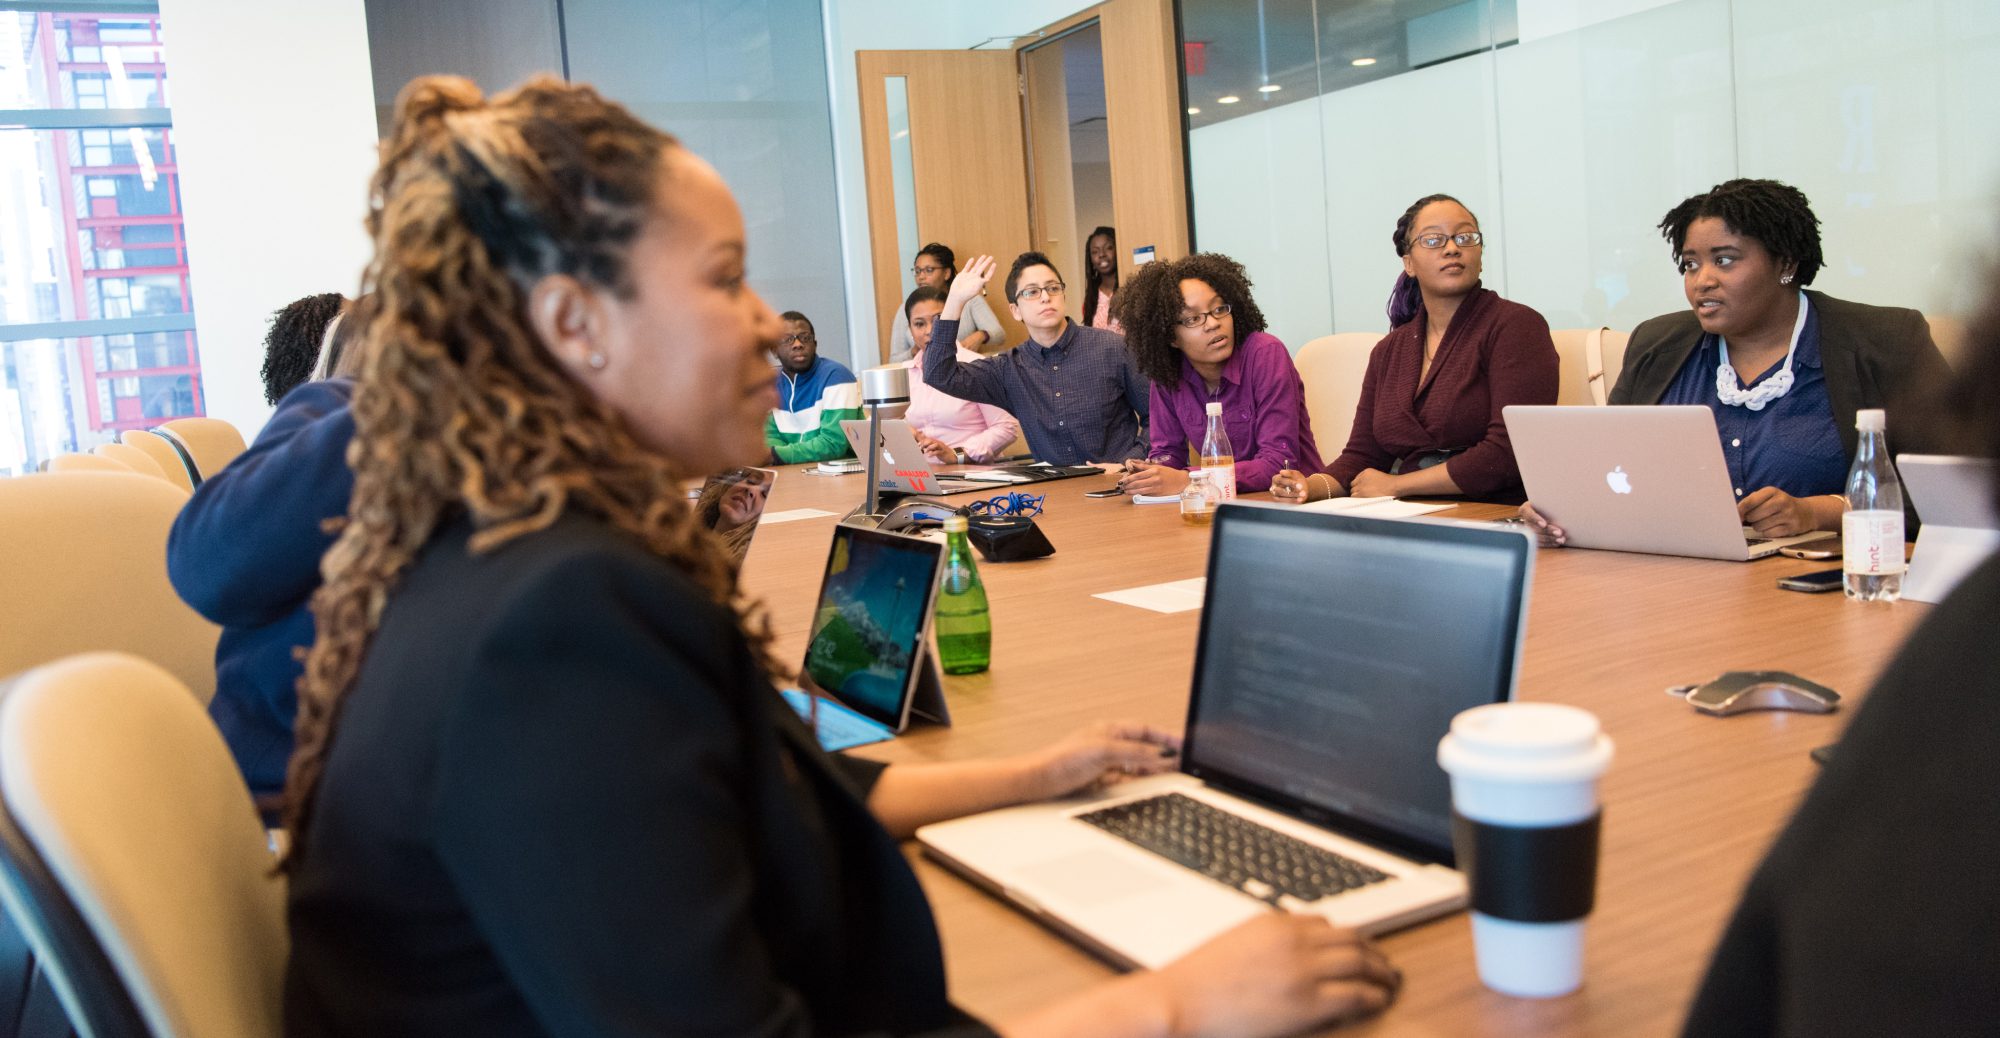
[282,76,1399,1037]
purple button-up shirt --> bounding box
[1147,330,1322,493]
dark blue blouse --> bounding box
[1659,299,1848,500]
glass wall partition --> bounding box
[1181,0,2000,354]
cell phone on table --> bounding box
[1778,544,1839,560]
[1777,568,1844,593]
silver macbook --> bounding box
[1899,454,2000,603]
[1504,405,1833,561]
[917,503,1535,970]
[839,419,989,495]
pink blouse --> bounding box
[905,347,1023,462]
[1089,288,1122,334]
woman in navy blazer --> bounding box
[280,75,1399,1038]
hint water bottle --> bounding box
[934,514,991,674]
[1200,401,1237,501]
[1842,408,1904,602]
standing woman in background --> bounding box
[889,242,1004,361]
[281,74,1399,1038]
[1083,226,1123,334]
[1273,194,1557,505]
[1115,253,1321,496]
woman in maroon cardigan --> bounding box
[1273,194,1557,505]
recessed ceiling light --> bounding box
[1186,106,1201,115]
[1351,57,1377,67]
[1257,84,1282,93]
[1217,95,1240,104]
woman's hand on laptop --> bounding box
[1024,720,1184,799]
[913,430,957,464]
[1738,487,1841,537]
[1519,502,1567,547]
[1150,914,1401,1037]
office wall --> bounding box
[824,0,1098,367]
[1189,0,2000,349]
[567,0,850,365]
[156,0,379,437]
[362,0,564,136]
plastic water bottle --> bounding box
[1842,408,1904,602]
[1180,469,1219,526]
[934,514,991,674]
[1200,401,1236,501]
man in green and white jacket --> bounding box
[765,311,862,464]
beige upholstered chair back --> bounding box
[157,419,247,481]
[1549,327,1630,406]
[45,454,130,475]
[93,442,170,481]
[1924,312,1966,369]
[115,432,195,493]
[0,653,285,1038]
[1293,332,1383,450]
[0,473,217,703]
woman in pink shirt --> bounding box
[1083,226,1123,334]
[902,287,1022,463]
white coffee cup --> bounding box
[1436,701,1614,998]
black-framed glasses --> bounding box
[777,332,816,347]
[1414,231,1484,250]
[1176,303,1233,328]
[912,264,945,278]
[967,492,1045,519]
[1015,283,1065,303]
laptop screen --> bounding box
[802,526,944,729]
[1183,505,1533,865]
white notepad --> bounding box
[1092,577,1207,614]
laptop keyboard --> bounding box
[1077,793,1390,904]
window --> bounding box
[0,5,201,476]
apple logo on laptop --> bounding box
[1606,466,1633,495]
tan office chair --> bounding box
[0,473,218,704]
[1924,312,1966,369]
[92,442,171,482]
[1549,327,1630,406]
[1293,332,1383,448]
[45,454,129,475]
[114,432,195,494]
[0,652,285,1038]
[156,419,246,481]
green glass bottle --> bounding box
[934,514,991,674]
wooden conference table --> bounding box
[736,464,1930,1037]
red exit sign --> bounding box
[1184,41,1207,76]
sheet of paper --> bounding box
[1131,493,1180,505]
[1092,576,1207,614]
[1298,497,1451,519]
[759,507,838,525]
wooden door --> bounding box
[857,50,1032,364]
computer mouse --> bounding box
[1685,671,1841,716]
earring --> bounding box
[587,352,608,370]
[1779,274,1794,285]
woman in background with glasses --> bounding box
[1274,193,1557,505]
[1116,253,1321,496]
[889,242,1004,361]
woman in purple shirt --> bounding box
[1115,253,1322,495]
[1274,194,1557,505]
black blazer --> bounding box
[1610,289,1951,462]
[285,512,995,1038]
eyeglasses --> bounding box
[1176,303,1233,328]
[1414,231,1484,250]
[967,492,1045,519]
[777,333,815,347]
[1015,283,1065,303]
[912,264,945,277]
